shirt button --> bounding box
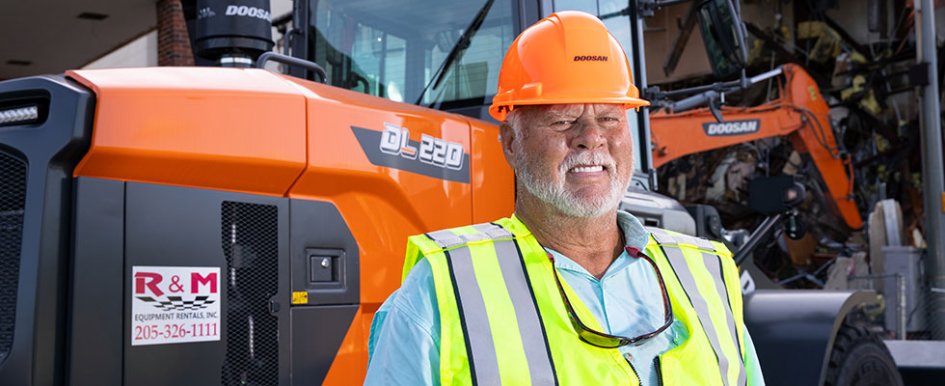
[624,352,633,361]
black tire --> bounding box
[823,321,903,386]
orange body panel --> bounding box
[651,64,863,229]
[469,118,517,224]
[68,67,514,384]
[282,78,514,382]
[69,68,308,196]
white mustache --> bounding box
[559,152,616,173]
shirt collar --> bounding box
[617,210,650,257]
[542,210,651,276]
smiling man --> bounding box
[365,11,764,386]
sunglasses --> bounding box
[547,247,674,348]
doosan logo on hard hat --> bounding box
[573,55,608,62]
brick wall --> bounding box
[156,0,195,66]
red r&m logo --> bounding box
[133,268,220,311]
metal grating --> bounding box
[0,150,26,364]
[220,201,279,386]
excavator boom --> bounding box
[650,64,863,230]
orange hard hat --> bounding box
[489,11,650,121]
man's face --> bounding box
[503,103,634,218]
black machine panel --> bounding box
[289,305,358,386]
[287,200,360,384]
[0,149,27,366]
[66,180,362,386]
[0,75,94,385]
[220,201,282,385]
[122,182,290,386]
[69,177,125,386]
[289,200,359,306]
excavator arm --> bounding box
[650,64,863,230]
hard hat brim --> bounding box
[488,96,650,122]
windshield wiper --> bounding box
[415,0,495,106]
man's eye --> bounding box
[598,117,622,126]
[550,120,573,130]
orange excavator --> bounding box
[649,63,863,230]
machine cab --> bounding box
[292,0,654,186]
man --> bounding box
[365,11,764,386]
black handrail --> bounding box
[256,52,328,83]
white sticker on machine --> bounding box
[131,266,221,346]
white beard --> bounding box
[513,143,631,218]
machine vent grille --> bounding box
[220,201,279,386]
[0,150,26,364]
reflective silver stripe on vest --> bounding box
[647,227,675,245]
[474,223,514,240]
[493,238,557,385]
[648,227,716,252]
[661,245,732,386]
[702,252,747,386]
[427,229,465,248]
[448,245,501,385]
[427,223,513,249]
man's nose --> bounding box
[572,119,606,150]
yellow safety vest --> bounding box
[402,215,749,386]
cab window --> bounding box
[308,0,517,109]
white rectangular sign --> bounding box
[131,266,221,346]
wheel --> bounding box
[823,320,903,386]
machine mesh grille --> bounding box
[0,150,26,363]
[220,202,279,386]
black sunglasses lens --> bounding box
[564,309,623,348]
[578,329,623,348]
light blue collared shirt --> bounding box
[365,212,765,385]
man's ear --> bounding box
[499,121,516,161]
